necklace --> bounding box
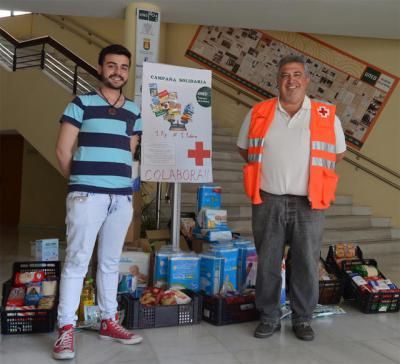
[98,88,122,115]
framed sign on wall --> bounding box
[186,26,399,150]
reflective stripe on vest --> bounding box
[312,157,335,170]
[248,153,262,162]
[249,138,264,148]
[312,141,336,154]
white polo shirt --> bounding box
[237,96,346,196]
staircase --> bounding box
[179,127,400,256]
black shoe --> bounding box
[254,321,281,339]
[292,322,314,341]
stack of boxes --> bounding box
[193,185,232,242]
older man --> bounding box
[237,55,346,341]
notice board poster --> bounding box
[141,62,213,183]
[186,26,399,150]
[134,9,160,105]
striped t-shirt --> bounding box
[60,91,142,195]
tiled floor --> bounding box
[0,226,399,364]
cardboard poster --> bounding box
[141,62,213,183]
[134,9,160,105]
[186,26,399,150]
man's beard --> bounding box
[101,74,127,90]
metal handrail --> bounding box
[343,157,400,190]
[0,26,99,79]
[42,14,112,49]
[347,148,400,179]
[0,25,100,96]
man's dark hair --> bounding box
[278,55,309,76]
[98,44,132,66]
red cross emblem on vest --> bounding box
[187,141,211,166]
[317,106,330,118]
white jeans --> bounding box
[57,192,133,327]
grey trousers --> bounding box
[252,191,325,325]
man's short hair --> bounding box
[98,44,132,66]
[278,55,309,76]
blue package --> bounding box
[197,185,222,210]
[209,246,239,291]
[168,255,200,291]
[200,254,224,295]
[236,244,257,291]
[154,251,173,288]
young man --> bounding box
[237,55,346,341]
[53,44,143,360]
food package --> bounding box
[42,280,58,296]
[200,254,224,295]
[37,296,55,309]
[197,185,222,210]
[14,271,46,286]
[334,243,356,259]
[25,282,42,305]
[208,245,239,292]
[168,255,200,291]
[197,209,228,229]
[140,287,164,306]
[6,286,26,307]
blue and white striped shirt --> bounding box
[60,91,142,195]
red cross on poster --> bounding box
[188,142,211,166]
[141,63,213,183]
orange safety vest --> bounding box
[243,98,338,209]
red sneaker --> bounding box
[53,324,75,360]
[99,319,142,345]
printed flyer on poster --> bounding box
[134,9,160,105]
[141,62,213,184]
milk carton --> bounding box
[35,239,59,261]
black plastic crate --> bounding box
[318,258,343,305]
[286,251,343,305]
[120,289,202,329]
[202,293,259,325]
[325,245,364,299]
[1,261,61,335]
[341,258,400,313]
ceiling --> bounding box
[0,0,399,39]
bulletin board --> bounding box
[186,26,399,150]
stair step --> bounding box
[175,202,371,219]
[227,215,375,232]
[212,151,243,162]
[321,239,400,257]
[212,127,234,136]
[323,227,393,243]
[213,142,237,152]
[213,169,243,181]
[213,135,237,144]
[230,226,393,243]
[213,159,245,171]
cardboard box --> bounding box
[145,229,190,252]
[35,239,59,261]
[119,251,151,287]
